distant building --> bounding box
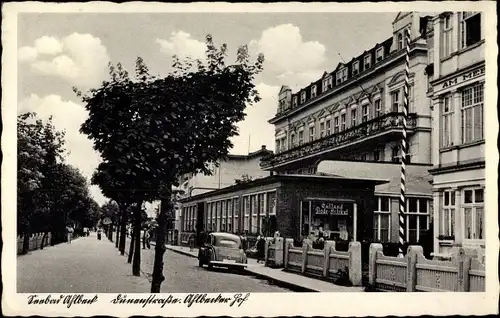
[426,12,485,255]
[261,12,435,245]
[176,146,272,233]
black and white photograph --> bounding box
[2,1,498,317]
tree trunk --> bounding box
[108,224,113,242]
[115,212,121,249]
[132,200,143,276]
[151,193,171,293]
[22,229,30,255]
[119,205,128,255]
[127,223,135,263]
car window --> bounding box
[214,237,241,248]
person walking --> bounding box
[97,228,102,240]
[256,234,266,264]
[66,225,74,244]
[142,227,151,249]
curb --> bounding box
[150,242,199,259]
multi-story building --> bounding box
[177,146,272,233]
[260,12,435,246]
[426,11,485,256]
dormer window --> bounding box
[279,99,286,112]
[376,48,384,62]
[311,85,317,98]
[352,61,360,75]
[364,55,371,69]
[336,67,348,84]
[397,33,404,50]
[322,76,333,92]
[293,96,298,107]
[300,91,306,104]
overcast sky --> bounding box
[17,12,397,206]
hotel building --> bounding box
[260,12,435,245]
[426,11,485,255]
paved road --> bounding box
[124,236,290,293]
[17,233,151,293]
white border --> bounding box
[2,2,498,317]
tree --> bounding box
[75,35,264,291]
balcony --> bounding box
[261,112,417,169]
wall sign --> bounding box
[311,201,352,216]
[441,66,485,90]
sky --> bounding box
[17,11,397,207]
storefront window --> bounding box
[251,195,258,233]
[374,196,391,243]
[227,199,233,233]
[309,200,354,241]
[233,198,240,233]
[243,196,250,232]
[463,188,484,240]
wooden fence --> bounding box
[264,237,285,267]
[282,238,363,286]
[369,243,485,292]
[17,233,52,255]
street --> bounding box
[16,233,289,293]
[125,237,290,293]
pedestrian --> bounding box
[256,234,266,263]
[66,224,74,244]
[97,228,102,240]
[142,227,151,249]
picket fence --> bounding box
[369,243,485,292]
[17,233,52,254]
[272,238,362,286]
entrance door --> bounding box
[196,202,205,246]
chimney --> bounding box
[261,145,267,150]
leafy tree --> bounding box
[75,35,264,291]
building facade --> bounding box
[261,12,435,246]
[177,146,272,233]
[426,11,485,255]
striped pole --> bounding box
[398,26,411,258]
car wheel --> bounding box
[207,262,213,270]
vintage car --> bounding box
[198,232,248,270]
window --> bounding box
[463,188,484,240]
[334,116,339,133]
[461,12,481,49]
[397,33,404,50]
[391,146,399,162]
[364,55,371,69]
[221,200,226,230]
[243,197,250,232]
[258,194,265,232]
[311,85,317,98]
[323,76,333,92]
[362,104,369,123]
[319,121,325,138]
[275,139,281,153]
[406,198,430,244]
[351,108,357,127]
[336,67,348,84]
[300,91,306,104]
[290,133,296,148]
[440,190,455,238]
[227,199,233,233]
[374,196,391,242]
[352,61,359,75]
[373,150,380,161]
[298,130,304,145]
[341,113,346,131]
[374,99,382,117]
[442,95,454,147]
[442,15,453,57]
[278,99,285,112]
[326,119,331,135]
[267,191,277,215]
[233,198,240,233]
[376,48,383,62]
[391,90,400,112]
[293,96,298,107]
[251,195,258,232]
[461,83,484,143]
[308,125,315,141]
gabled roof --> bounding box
[334,62,346,71]
[279,85,291,94]
[321,71,332,79]
[393,12,411,24]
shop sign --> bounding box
[312,201,351,216]
[440,66,485,90]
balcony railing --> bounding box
[261,112,417,168]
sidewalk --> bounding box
[161,243,363,292]
[17,232,151,293]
